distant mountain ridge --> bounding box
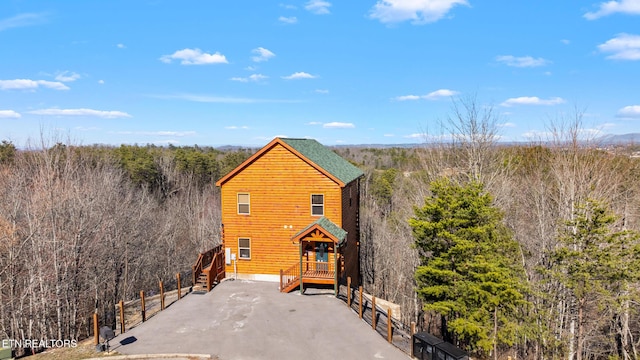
[596,133,640,145]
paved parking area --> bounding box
[111,279,409,360]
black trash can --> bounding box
[434,340,469,360]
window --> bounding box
[237,193,250,215]
[311,194,324,216]
[238,238,251,259]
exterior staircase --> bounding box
[192,244,225,292]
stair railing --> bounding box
[280,262,301,292]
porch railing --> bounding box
[192,244,223,287]
[302,260,335,278]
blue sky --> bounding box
[1,1,639,147]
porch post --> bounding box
[334,245,338,296]
[299,240,304,295]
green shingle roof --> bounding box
[280,138,364,185]
[293,217,347,246]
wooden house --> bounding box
[215,137,364,293]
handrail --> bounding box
[280,262,300,291]
[302,260,335,277]
[192,244,224,288]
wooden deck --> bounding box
[280,261,336,292]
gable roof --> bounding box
[291,217,347,246]
[216,137,363,187]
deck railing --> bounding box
[302,260,335,278]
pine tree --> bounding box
[410,178,530,359]
[550,199,640,360]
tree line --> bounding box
[1,104,639,359]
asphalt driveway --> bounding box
[110,279,409,360]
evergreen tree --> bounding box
[550,199,640,360]
[410,178,530,359]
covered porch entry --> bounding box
[280,217,346,294]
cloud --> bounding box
[252,47,276,62]
[225,126,250,130]
[278,16,298,24]
[0,79,69,91]
[28,108,132,118]
[151,93,301,104]
[500,96,566,107]
[496,55,550,67]
[98,80,105,84]
[584,0,640,19]
[323,122,355,129]
[616,105,640,119]
[0,110,21,119]
[394,89,459,101]
[231,74,269,82]
[597,33,640,60]
[0,13,47,31]
[369,0,468,24]
[305,0,332,14]
[117,43,126,49]
[561,39,570,45]
[307,121,323,125]
[55,71,81,82]
[314,89,329,94]
[282,72,317,79]
[498,122,516,128]
[160,48,228,65]
[280,4,298,10]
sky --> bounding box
[1,0,639,147]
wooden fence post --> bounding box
[176,273,182,300]
[387,308,392,343]
[119,300,125,334]
[93,312,99,345]
[140,290,146,322]
[359,286,363,319]
[159,281,165,310]
[279,269,283,291]
[347,277,351,307]
[410,321,416,358]
[372,296,376,330]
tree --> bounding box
[410,178,530,359]
[550,199,640,360]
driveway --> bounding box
[110,279,409,360]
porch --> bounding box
[279,217,346,294]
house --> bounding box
[215,137,364,293]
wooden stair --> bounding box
[280,276,300,293]
[193,272,209,292]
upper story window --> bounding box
[311,194,324,216]
[237,193,250,215]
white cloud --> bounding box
[117,43,126,49]
[314,89,329,94]
[0,13,47,31]
[225,126,250,130]
[394,89,458,101]
[231,74,269,82]
[279,16,298,24]
[280,4,298,10]
[498,122,516,128]
[0,79,69,91]
[597,33,640,60]
[369,0,468,24]
[584,0,640,19]
[0,110,21,119]
[28,108,132,118]
[500,96,566,107]
[496,55,550,67]
[282,72,317,80]
[160,48,228,65]
[55,71,81,82]
[616,105,640,119]
[115,131,196,137]
[252,47,276,62]
[98,80,105,84]
[323,122,355,129]
[561,39,571,45]
[305,0,332,14]
[307,121,323,125]
[384,133,395,137]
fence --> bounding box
[92,270,193,345]
[336,277,416,356]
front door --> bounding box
[315,242,328,271]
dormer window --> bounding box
[311,194,324,216]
